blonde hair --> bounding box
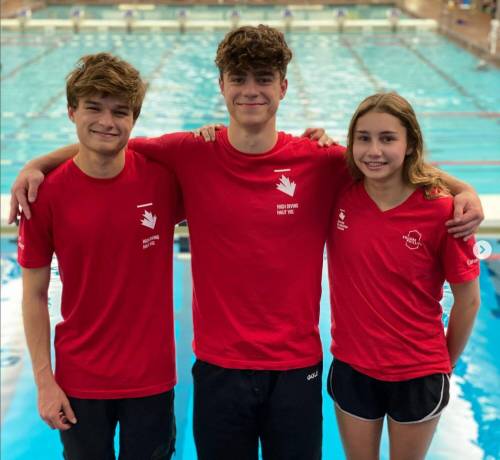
[66,53,147,121]
[346,92,448,198]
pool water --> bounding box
[1,12,500,459]
[1,236,499,459]
[1,29,499,194]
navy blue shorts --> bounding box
[327,359,450,423]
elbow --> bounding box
[467,294,481,313]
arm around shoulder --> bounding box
[437,169,484,238]
[128,132,192,170]
[9,144,79,223]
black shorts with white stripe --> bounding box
[327,358,450,424]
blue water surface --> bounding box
[1,237,499,459]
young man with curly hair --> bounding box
[18,53,180,459]
[11,26,482,460]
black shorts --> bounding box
[192,359,323,460]
[327,358,450,424]
[60,390,176,460]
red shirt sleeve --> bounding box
[128,132,193,171]
[328,144,354,201]
[440,231,480,284]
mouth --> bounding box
[235,102,266,107]
[363,161,387,170]
[90,129,119,138]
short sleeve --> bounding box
[328,145,354,200]
[18,189,54,268]
[128,132,192,172]
[441,234,480,284]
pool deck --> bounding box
[1,1,498,63]
[2,193,499,235]
[402,0,500,64]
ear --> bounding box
[219,76,225,95]
[67,105,75,123]
[280,78,288,100]
[406,148,413,156]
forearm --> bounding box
[22,272,54,388]
[24,144,79,175]
[446,282,480,367]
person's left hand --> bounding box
[300,127,338,147]
[446,191,484,240]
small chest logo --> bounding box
[276,175,296,197]
[403,230,422,250]
[140,210,157,230]
[337,209,348,231]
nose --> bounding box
[367,140,382,157]
[97,109,115,128]
[241,79,259,97]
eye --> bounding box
[381,136,396,143]
[230,76,244,84]
[114,111,129,117]
[86,106,99,111]
[355,134,369,142]
[257,77,273,84]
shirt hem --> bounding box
[331,352,451,381]
[61,378,176,400]
[18,258,52,269]
[447,267,480,285]
[350,363,451,382]
[195,351,323,371]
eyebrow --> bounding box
[83,99,130,110]
[355,129,398,134]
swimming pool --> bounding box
[1,235,499,459]
[1,28,499,194]
[1,10,500,459]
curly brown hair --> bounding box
[346,92,449,199]
[215,25,293,80]
[66,53,147,121]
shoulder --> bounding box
[40,159,75,198]
[129,131,200,150]
[126,149,175,180]
[277,132,340,158]
[417,191,454,220]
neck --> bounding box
[227,119,278,154]
[73,147,126,179]
[364,176,416,211]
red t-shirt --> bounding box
[18,150,182,399]
[327,183,480,381]
[129,129,349,370]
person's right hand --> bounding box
[38,380,77,430]
[8,168,45,223]
[192,124,224,142]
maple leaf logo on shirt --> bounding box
[141,210,157,230]
[276,175,296,197]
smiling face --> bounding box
[68,94,134,158]
[352,111,410,186]
[219,69,287,130]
